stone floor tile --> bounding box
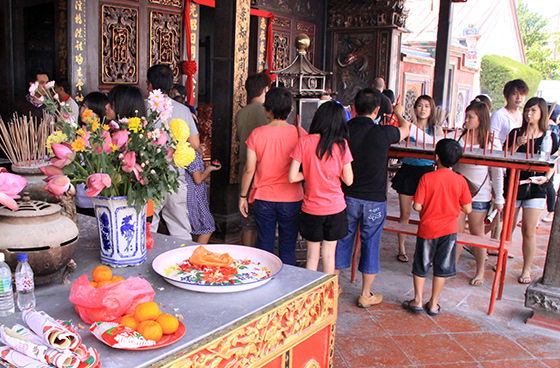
[452,332,533,361]
[392,333,474,365]
[335,335,412,367]
[370,310,444,335]
[479,360,548,367]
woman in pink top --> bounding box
[289,101,354,274]
[239,88,306,265]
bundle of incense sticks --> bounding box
[484,131,489,155]
[470,127,474,152]
[463,129,469,153]
[504,134,509,157]
[406,123,411,147]
[490,132,495,153]
[511,130,517,156]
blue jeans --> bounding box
[335,197,386,274]
[253,199,302,265]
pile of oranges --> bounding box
[89,265,124,288]
[120,301,179,342]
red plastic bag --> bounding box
[69,274,155,324]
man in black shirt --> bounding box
[373,77,394,123]
[335,88,409,308]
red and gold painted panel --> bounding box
[149,0,183,7]
[161,277,337,367]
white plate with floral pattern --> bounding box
[152,245,283,293]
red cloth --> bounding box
[291,135,353,216]
[246,125,305,203]
[413,168,472,239]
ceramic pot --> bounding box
[90,196,147,268]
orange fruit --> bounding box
[96,280,112,288]
[92,265,112,283]
[156,313,179,334]
[88,280,98,288]
[137,320,163,342]
[111,276,125,282]
[133,302,161,322]
[120,314,138,331]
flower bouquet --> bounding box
[37,85,195,213]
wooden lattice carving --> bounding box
[101,5,138,84]
[150,10,182,81]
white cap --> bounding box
[0,253,4,262]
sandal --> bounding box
[469,278,484,287]
[518,276,532,284]
[397,254,409,263]
[424,302,441,316]
[402,300,423,313]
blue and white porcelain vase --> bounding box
[90,196,147,267]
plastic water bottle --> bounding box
[540,130,553,161]
[15,253,35,311]
[0,253,14,316]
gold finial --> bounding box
[295,34,310,55]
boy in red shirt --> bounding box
[403,139,472,316]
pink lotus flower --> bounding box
[50,142,76,168]
[94,131,112,154]
[40,165,64,179]
[0,171,27,211]
[44,175,71,198]
[120,152,144,182]
[112,130,129,150]
[85,173,111,197]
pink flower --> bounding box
[28,82,39,95]
[152,130,167,146]
[112,130,129,150]
[40,165,63,179]
[85,174,112,197]
[94,131,112,154]
[45,81,55,89]
[0,172,27,211]
[165,147,175,162]
[50,142,75,168]
[44,175,71,198]
[121,151,136,172]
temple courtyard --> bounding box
[332,188,560,367]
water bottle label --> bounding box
[0,278,11,293]
[16,276,34,292]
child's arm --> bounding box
[288,159,304,183]
[412,202,423,212]
[192,164,221,185]
[341,162,353,186]
[461,203,472,215]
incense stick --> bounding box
[484,131,489,155]
[511,130,517,156]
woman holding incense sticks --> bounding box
[454,101,504,286]
[505,97,558,284]
[391,95,442,262]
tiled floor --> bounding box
[333,189,560,367]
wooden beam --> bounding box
[432,0,453,107]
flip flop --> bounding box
[424,302,441,316]
[402,300,423,313]
[469,278,484,286]
[518,276,532,284]
[397,254,409,263]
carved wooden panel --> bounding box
[294,0,320,19]
[101,5,138,84]
[149,0,183,7]
[150,10,182,81]
[260,0,290,12]
[328,0,408,29]
[334,33,374,105]
[272,16,291,71]
[378,31,389,79]
[296,21,316,65]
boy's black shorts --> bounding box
[412,233,457,278]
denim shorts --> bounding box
[515,198,546,210]
[335,197,386,275]
[471,201,491,213]
[412,233,457,278]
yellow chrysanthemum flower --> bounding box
[91,120,100,131]
[46,132,68,155]
[169,119,190,143]
[71,137,86,152]
[128,117,141,133]
[110,143,118,152]
[173,141,196,167]
[81,109,93,122]
[76,129,86,137]
[102,124,110,131]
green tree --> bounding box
[517,0,560,79]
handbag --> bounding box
[463,173,489,198]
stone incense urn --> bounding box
[0,197,79,284]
